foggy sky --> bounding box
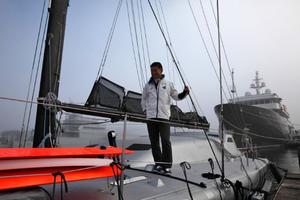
[0,0,300,132]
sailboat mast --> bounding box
[33,0,69,147]
[216,0,225,179]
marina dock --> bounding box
[274,173,300,200]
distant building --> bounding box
[0,129,34,147]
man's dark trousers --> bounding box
[147,119,172,168]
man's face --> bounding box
[151,66,162,79]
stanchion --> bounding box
[120,113,128,194]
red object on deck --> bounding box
[0,165,121,191]
[0,158,113,171]
[0,146,132,191]
[0,146,133,159]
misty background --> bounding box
[0,0,300,133]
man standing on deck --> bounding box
[141,62,189,174]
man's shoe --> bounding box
[152,165,164,173]
[163,168,172,175]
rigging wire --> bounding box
[23,1,49,147]
[96,0,123,80]
[154,0,180,106]
[154,0,178,76]
[166,45,172,81]
[157,0,196,115]
[125,0,143,91]
[202,0,248,129]
[157,0,206,115]
[156,0,184,68]
[154,0,179,96]
[207,0,248,135]
[156,0,186,79]
[187,0,230,101]
[139,0,151,65]
[215,0,225,180]
[24,13,49,147]
[209,0,235,84]
[197,0,233,99]
[130,0,146,84]
[136,0,148,78]
[148,0,198,117]
[156,0,172,43]
[19,0,47,147]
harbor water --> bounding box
[258,147,300,173]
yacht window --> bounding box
[227,137,233,143]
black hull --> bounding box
[214,103,294,148]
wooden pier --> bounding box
[273,173,300,200]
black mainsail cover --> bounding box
[86,77,125,109]
[77,76,209,130]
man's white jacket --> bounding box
[141,76,185,119]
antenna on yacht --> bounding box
[216,0,225,180]
[250,71,265,95]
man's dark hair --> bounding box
[150,62,163,70]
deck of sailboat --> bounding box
[37,155,268,200]
[0,130,270,200]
